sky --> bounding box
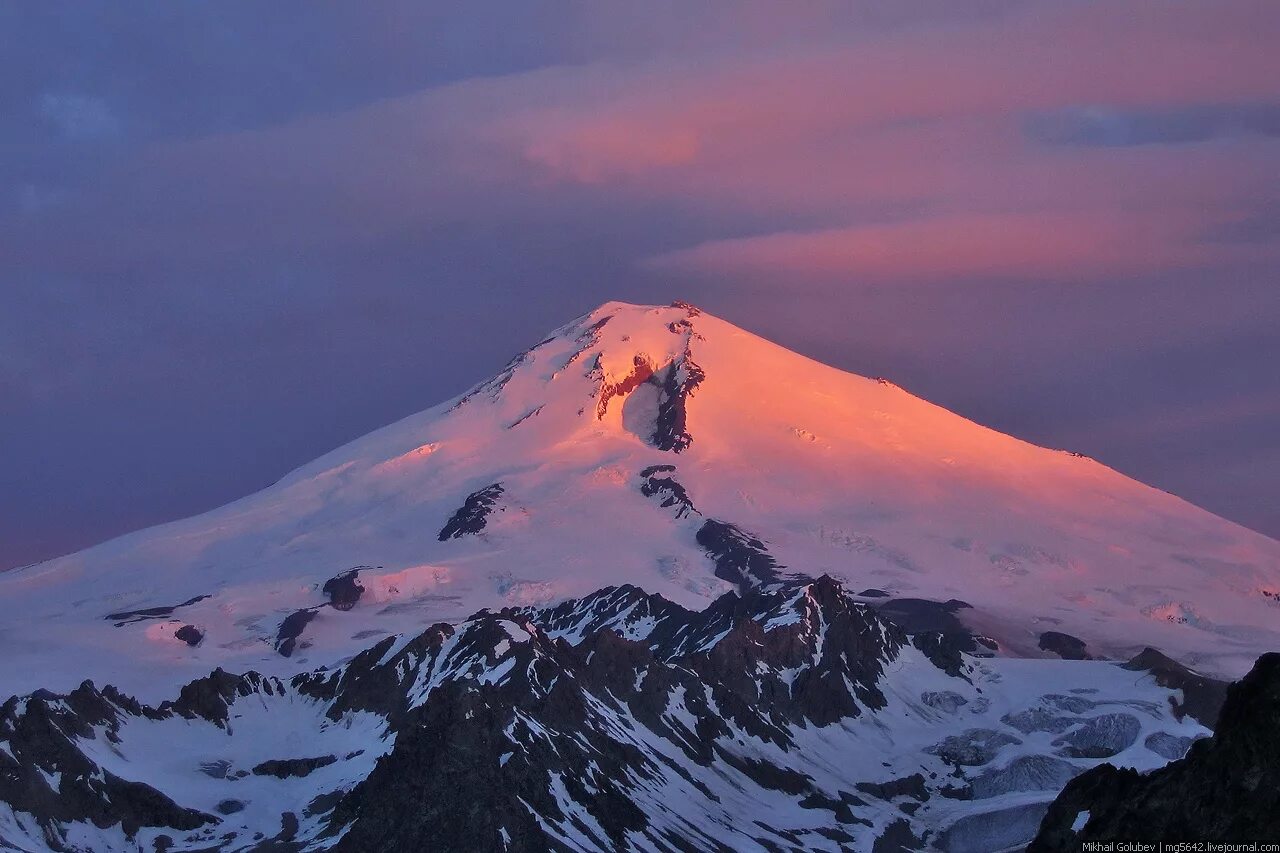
[2,0,1279,570]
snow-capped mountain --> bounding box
[3,300,1276,698]
[1,300,1277,852]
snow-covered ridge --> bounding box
[0,578,1218,852]
[1,301,1277,706]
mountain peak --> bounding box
[0,301,1277,700]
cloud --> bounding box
[498,0,1280,187]
[1026,103,1280,148]
[4,0,1277,276]
[645,211,1279,282]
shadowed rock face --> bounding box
[1120,646,1229,728]
[875,598,972,635]
[873,598,991,678]
[695,519,783,589]
[1029,652,1280,851]
[322,569,364,611]
[174,624,203,647]
[1038,631,1092,660]
[252,755,338,779]
[650,354,704,453]
[638,464,699,519]
[437,483,504,540]
[275,608,319,657]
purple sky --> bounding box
[3,1,1279,570]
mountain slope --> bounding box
[1,301,1277,704]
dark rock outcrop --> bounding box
[322,569,365,611]
[650,355,704,453]
[437,483,505,540]
[275,608,319,657]
[252,755,338,779]
[1029,652,1280,851]
[329,576,911,851]
[638,464,699,519]
[1038,631,1092,660]
[873,818,924,852]
[104,594,212,626]
[876,597,989,677]
[695,519,783,588]
[1121,646,1228,727]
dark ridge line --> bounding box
[506,406,543,429]
[106,594,213,625]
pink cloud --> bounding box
[645,211,1277,281]
[504,0,1280,193]
[2,0,1275,283]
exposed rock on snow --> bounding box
[638,464,699,519]
[275,608,319,657]
[252,755,338,779]
[104,595,212,626]
[437,482,505,540]
[650,350,704,453]
[1038,631,1092,660]
[322,569,364,611]
[695,519,784,589]
[173,625,203,647]
[875,598,992,676]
